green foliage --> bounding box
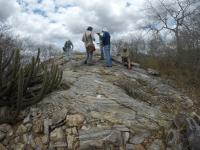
[0,48,63,124]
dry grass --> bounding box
[135,51,200,109]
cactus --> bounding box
[0,48,63,124]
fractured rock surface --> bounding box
[0,54,196,150]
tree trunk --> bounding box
[175,27,182,53]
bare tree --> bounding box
[128,34,146,55]
[180,4,200,49]
[145,0,199,52]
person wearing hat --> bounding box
[82,26,95,65]
[102,28,112,67]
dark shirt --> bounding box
[64,40,73,49]
[102,31,110,46]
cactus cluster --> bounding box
[0,48,63,124]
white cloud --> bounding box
[1,0,146,51]
[0,0,20,21]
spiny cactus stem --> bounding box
[0,48,3,90]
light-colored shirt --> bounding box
[82,31,95,47]
[121,49,130,58]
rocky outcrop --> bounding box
[0,54,196,149]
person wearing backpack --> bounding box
[63,40,73,59]
[82,26,95,65]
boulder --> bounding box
[147,68,160,76]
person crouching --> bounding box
[121,48,132,69]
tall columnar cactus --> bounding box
[0,48,63,124]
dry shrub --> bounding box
[135,49,200,97]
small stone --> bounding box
[32,118,43,133]
[30,108,40,117]
[104,130,122,146]
[34,137,43,149]
[49,142,54,149]
[65,127,78,136]
[71,127,78,135]
[97,95,102,99]
[66,128,73,135]
[24,144,34,150]
[126,144,134,150]
[23,134,32,144]
[0,143,7,150]
[23,114,31,124]
[25,123,32,132]
[129,136,145,145]
[81,125,89,130]
[50,128,65,142]
[67,134,76,149]
[66,114,85,128]
[113,125,130,132]
[147,139,164,150]
[44,118,51,135]
[147,68,160,76]
[16,124,27,135]
[42,135,49,144]
[30,138,36,148]
[183,98,193,109]
[14,143,25,150]
[52,111,66,125]
[122,132,130,143]
[0,124,13,136]
[54,141,68,148]
[133,144,145,150]
[129,132,150,144]
[79,140,104,150]
[14,136,20,143]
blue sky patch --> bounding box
[33,9,47,17]
[37,0,43,3]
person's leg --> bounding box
[84,50,89,64]
[88,51,93,65]
[104,45,112,67]
[127,58,131,69]
[103,46,107,65]
[68,48,72,58]
[100,45,104,60]
[106,45,112,67]
[66,47,70,56]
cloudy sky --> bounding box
[0,0,146,51]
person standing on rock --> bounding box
[82,26,95,65]
[63,40,73,59]
[102,28,112,67]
